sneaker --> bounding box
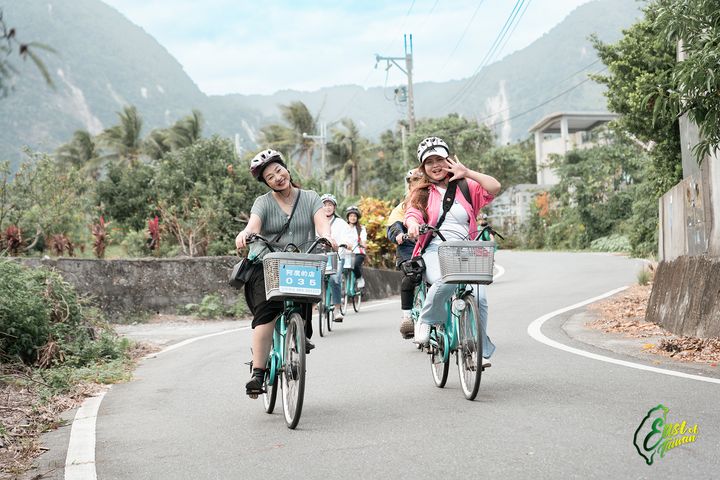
[305,339,315,354]
[357,277,365,289]
[334,311,344,322]
[245,374,265,397]
[413,322,431,345]
[399,313,414,339]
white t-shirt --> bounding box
[343,223,367,253]
[430,186,470,246]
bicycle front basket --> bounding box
[437,241,495,284]
[263,252,327,302]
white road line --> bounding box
[65,390,107,480]
[494,263,505,281]
[527,287,720,385]
[150,327,249,358]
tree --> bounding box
[481,139,537,188]
[280,101,316,174]
[55,130,101,177]
[166,109,203,150]
[653,0,720,160]
[0,9,54,98]
[99,105,144,166]
[409,114,494,168]
[592,2,683,256]
[327,118,368,197]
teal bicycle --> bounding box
[418,224,500,400]
[317,252,339,337]
[339,245,363,315]
[247,234,331,429]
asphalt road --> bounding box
[94,251,720,479]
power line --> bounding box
[486,67,607,130]
[440,0,487,70]
[444,0,526,110]
[475,58,604,124]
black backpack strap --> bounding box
[457,178,472,207]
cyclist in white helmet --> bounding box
[319,193,349,321]
[386,168,424,338]
[405,137,501,361]
[342,206,367,289]
[236,149,335,397]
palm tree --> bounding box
[99,105,144,166]
[167,109,203,150]
[280,101,317,175]
[143,128,171,161]
[55,130,101,177]
[327,118,367,196]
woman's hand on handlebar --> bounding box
[407,221,420,239]
[235,230,252,250]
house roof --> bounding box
[528,111,618,134]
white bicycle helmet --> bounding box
[250,149,285,181]
[345,205,361,220]
[320,193,337,206]
[416,137,449,164]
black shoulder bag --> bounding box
[228,191,302,289]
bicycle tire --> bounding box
[326,306,334,332]
[456,294,482,400]
[341,271,351,315]
[430,328,449,388]
[352,291,362,312]
[281,312,306,429]
[262,370,278,414]
[413,285,426,350]
[317,301,325,337]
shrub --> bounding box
[0,260,125,367]
[590,234,631,253]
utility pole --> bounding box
[375,34,416,134]
[302,121,327,174]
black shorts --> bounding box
[243,263,314,338]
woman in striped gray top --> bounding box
[236,149,334,397]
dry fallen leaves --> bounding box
[587,283,720,364]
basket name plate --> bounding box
[279,264,322,295]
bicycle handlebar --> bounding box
[247,234,333,254]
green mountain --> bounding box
[0,0,641,169]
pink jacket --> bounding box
[404,179,494,257]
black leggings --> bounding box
[352,253,366,279]
[400,275,421,310]
[244,263,314,339]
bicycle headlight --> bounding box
[452,299,466,312]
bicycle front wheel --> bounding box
[352,291,362,312]
[317,302,325,337]
[341,272,351,315]
[262,370,278,414]
[430,328,449,388]
[456,294,483,400]
[281,313,306,429]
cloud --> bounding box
[102,0,594,95]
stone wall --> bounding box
[17,257,402,317]
[645,255,720,338]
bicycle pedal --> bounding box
[481,362,492,371]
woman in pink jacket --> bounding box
[404,137,501,354]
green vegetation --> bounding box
[181,293,248,319]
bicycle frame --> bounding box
[266,300,303,386]
[428,283,473,363]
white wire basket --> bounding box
[437,241,495,284]
[263,252,327,302]
[324,252,339,275]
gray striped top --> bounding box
[248,189,323,260]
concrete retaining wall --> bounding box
[645,255,720,338]
[17,257,402,317]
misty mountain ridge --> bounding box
[0,0,641,168]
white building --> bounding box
[529,111,618,185]
[490,183,551,233]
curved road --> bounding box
[93,251,719,478]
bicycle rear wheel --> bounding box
[352,291,362,312]
[430,327,449,388]
[456,294,482,400]
[341,271,351,315]
[326,306,334,332]
[413,285,426,350]
[281,313,306,429]
[262,369,278,414]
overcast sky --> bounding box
[102,0,594,96]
